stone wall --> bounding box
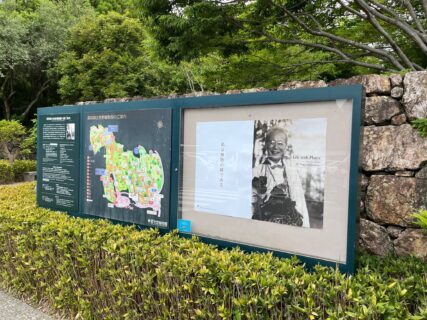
[278,72,427,260]
[333,72,427,260]
[78,71,427,260]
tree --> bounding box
[0,0,94,121]
[179,47,336,92]
[88,0,137,13]
[0,8,29,120]
[0,120,27,163]
[56,12,189,103]
[20,118,37,159]
[140,0,427,77]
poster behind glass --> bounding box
[194,118,326,229]
[180,100,354,263]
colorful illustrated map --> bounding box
[90,125,164,216]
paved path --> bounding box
[0,289,53,320]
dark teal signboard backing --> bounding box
[37,111,81,214]
[37,85,364,274]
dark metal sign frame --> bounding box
[37,85,364,273]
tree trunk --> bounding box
[21,80,50,120]
[4,99,11,121]
[2,144,15,164]
[0,76,14,121]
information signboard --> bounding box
[37,86,363,273]
[37,112,80,213]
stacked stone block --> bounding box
[281,72,427,259]
[317,72,427,259]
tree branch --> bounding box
[0,80,5,95]
[279,58,373,77]
[357,3,415,70]
[412,62,425,71]
[21,80,50,120]
[280,58,365,70]
[421,0,427,19]
[268,0,406,70]
[0,75,15,120]
[402,0,425,34]
[366,0,401,18]
[249,27,394,71]
[6,89,16,101]
[362,0,427,49]
[337,0,367,19]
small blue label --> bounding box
[178,219,192,233]
[134,147,139,155]
[107,125,119,132]
[95,168,106,176]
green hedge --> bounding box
[11,159,37,177]
[0,183,426,319]
[0,161,14,184]
[0,160,36,183]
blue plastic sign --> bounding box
[178,219,192,233]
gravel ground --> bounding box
[0,289,53,320]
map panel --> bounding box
[84,108,171,228]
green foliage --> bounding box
[140,0,246,62]
[0,160,36,183]
[0,120,26,162]
[20,118,37,159]
[0,0,95,120]
[11,160,36,177]
[89,0,136,14]
[56,12,188,103]
[0,120,26,143]
[0,5,28,75]
[0,119,36,162]
[140,0,427,78]
[180,48,337,93]
[412,118,427,137]
[413,209,427,231]
[0,161,14,183]
[0,183,426,319]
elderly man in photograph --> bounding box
[252,126,310,228]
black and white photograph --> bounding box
[66,123,75,140]
[251,118,327,229]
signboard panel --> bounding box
[37,113,80,213]
[180,101,351,264]
[83,108,171,228]
[36,86,362,273]
[174,87,363,273]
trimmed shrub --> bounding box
[0,160,36,183]
[0,120,27,163]
[0,160,14,184]
[11,160,37,178]
[0,183,426,319]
